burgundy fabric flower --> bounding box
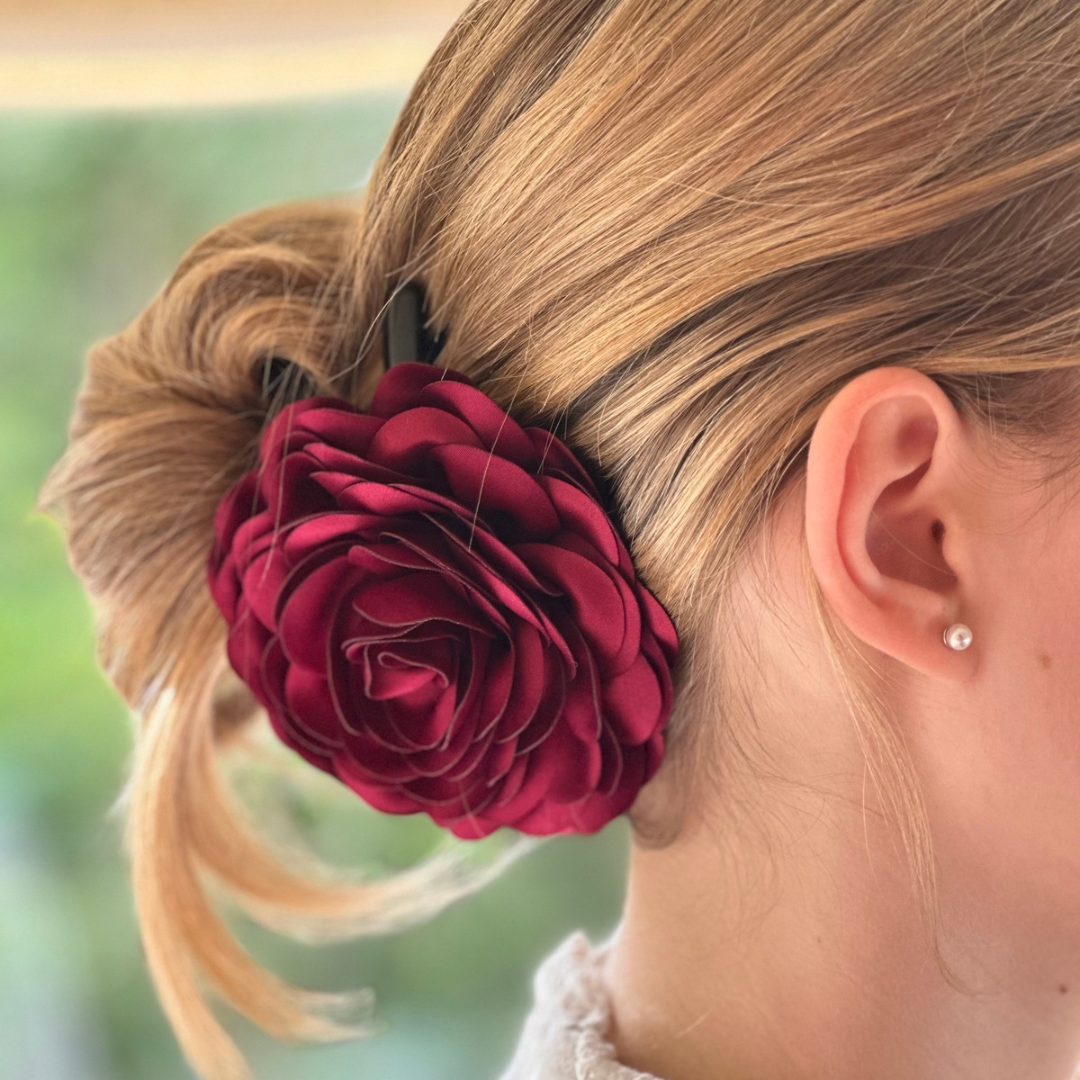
[207,361,678,839]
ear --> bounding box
[804,365,979,682]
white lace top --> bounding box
[495,927,660,1080]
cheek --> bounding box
[954,516,1080,882]
[994,523,1080,772]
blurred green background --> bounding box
[1,93,628,1080]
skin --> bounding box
[602,365,1080,1080]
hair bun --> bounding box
[207,360,679,839]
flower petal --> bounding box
[367,407,485,472]
[420,379,539,467]
[428,443,560,538]
[368,361,472,419]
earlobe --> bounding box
[804,366,978,682]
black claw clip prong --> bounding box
[384,281,448,369]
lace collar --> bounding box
[495,926,659,1080]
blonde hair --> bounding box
[35,1,1080,1077]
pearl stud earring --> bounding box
[944,623,972,650]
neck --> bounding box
[602,781,1080,1080]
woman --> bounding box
[37,1,1080,1078]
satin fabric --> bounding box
[207,361,678,838]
